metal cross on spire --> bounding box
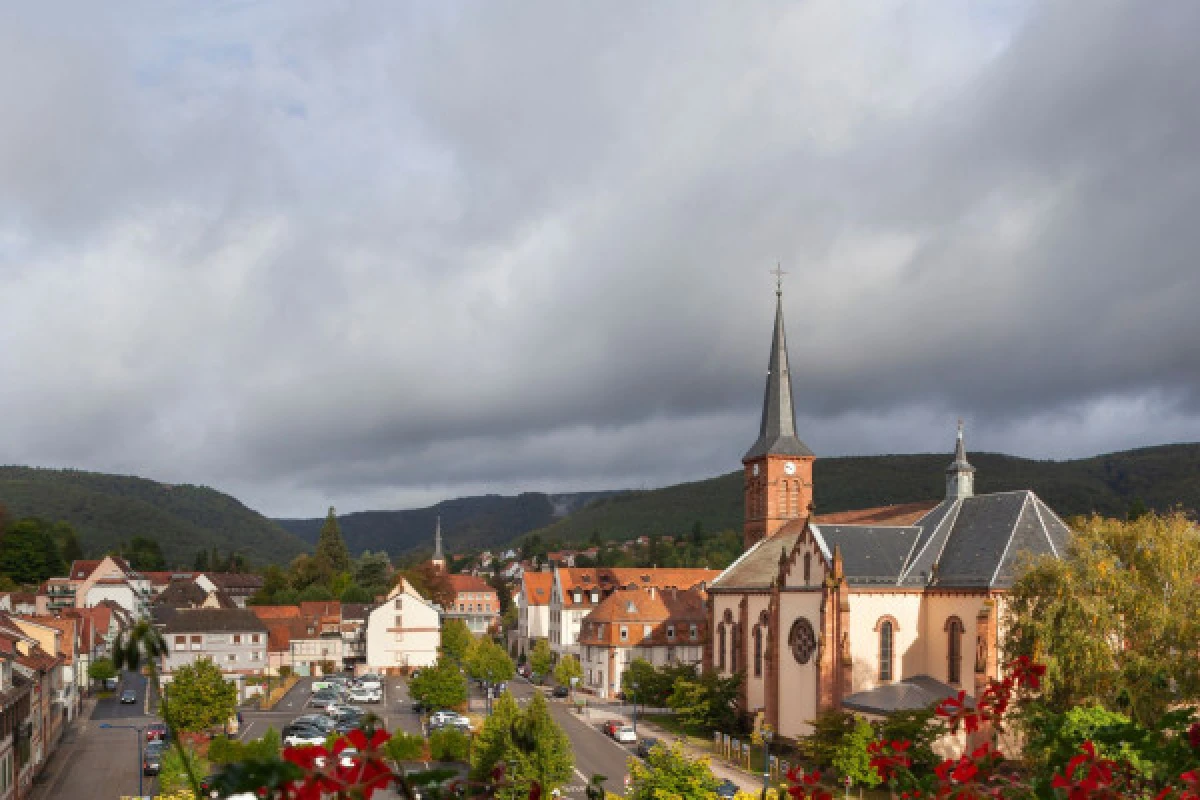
[771,262,787,296]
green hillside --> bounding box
[529,443,1200,544]
[276,491,619,560]
[0,467,310,567]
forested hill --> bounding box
[0,467,309,567]
[275,491,619,559]
[527,443,1200,544]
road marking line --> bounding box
[574,768,588,783]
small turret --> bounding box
[431,516,446,569]
[946,420,976,499]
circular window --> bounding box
[789,618,817,664]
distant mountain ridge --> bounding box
[523,443,1200,545]
[0,466,310,566]
[275,490,621,559]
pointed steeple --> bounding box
[743,279,813,461]
[431,515,445,567]
[945,420,976,499]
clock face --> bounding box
[789,618,817,664]
[752,464,760,477]
[784,461,797,475]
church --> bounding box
[705,285,1070,741]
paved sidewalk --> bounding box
[30,695,101,800]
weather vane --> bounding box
[770,261,787,296]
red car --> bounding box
[146,722,169,742]
[603,720,621,738]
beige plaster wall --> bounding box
[743,593,771,712]
[846,591,924,691]
[919,593,989,688]
[774,590,823,739]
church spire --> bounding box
[431,515,445,568]
[743,270,814,461]
[945,420,976,499]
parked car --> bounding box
[294,714,337,732]
[282,723,328,747]
[429,711,470,731]
[551,685,569,698]
[517,665,531,678]
[613,726,637,744]
[120,689,138,704]
[104,677,119,690]
[636,737,659,758]
[143,741,167,775]
[428,710,459,727]
[308,693,339,710]
[715,779,740,798]
[356,674,383,690]
[602,720,621,737]
[146,722,169,742]
[348,687,382,704]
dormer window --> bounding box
[689,624,698,640]
[667,625,675,640]
[620,626,628,641]
[591,592,599,603]
[573,591,582,604]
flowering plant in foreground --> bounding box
[781,655,1199,800]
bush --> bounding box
[383,731,425,762]
[429,728,470,762]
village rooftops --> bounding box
[160,608,268,634]
[522,572,553,607]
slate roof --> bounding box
[712,491,1070,591]
[743,291,814,461]
[842,675,972,715]
[160,608,268,634]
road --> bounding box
[34,670,160,800]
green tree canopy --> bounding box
[667,670,743,734]
[627,740,719,800]
[164,657,238,733]
[408,658,467,711]
[528,639,553,679]
[440,619,472,663]
[352,550,392,592]
[339,583,373,603]
[466,637,516,685]
[0,517,67,585]
[552,654,582,691]
[124,535,167,570]
[831,717,880,789]
[1004,511,1200,725]
[622,659,696,708]
[88,657,117,683]
[54,521,84,563]
[515,692,573,796]
[470,691,522,782]
[314,506,351,577]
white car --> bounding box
[283,729,328,747]
[349,688,382,704]
[355,674,383,691]
[613,726,637,744]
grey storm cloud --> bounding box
[1,1,1198,516]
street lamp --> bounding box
[100,722,146,798]
[761,725,774,800]
[630,681,639,736]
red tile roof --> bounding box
[69,560,101,581]
[447,574,496,595]
[813,502,939,526]
[522,572,554,607]
[249,606,303,621]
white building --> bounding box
[515,571,552,659]
[365,580,441,671]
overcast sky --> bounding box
[2,1,1198,517]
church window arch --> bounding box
[753,625,763,677]
[731,623,741,672]
[946,616,964,684]
[876,616,898,682]
[717,625,727,672]
[803,552,812,584]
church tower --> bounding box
[743,276,814,550]
[431,515,446,569]
[945,421,975,499]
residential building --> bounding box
[365,580,440,672]
[706,286,1070,747]
[0,616,36,800]
[36,557,151,619]
[160,609,269,700]
[578,586,708,698]
[0,596,35,616]
[515,571,553,659]
[548,567,719,660]
[444,574,500,634]
[194,573,264,608]
[340,604,370,671]
[249,607,305,677]
[13,617,82,723]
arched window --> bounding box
[731,624,741,672]
[754,626,763,677]
[803,552,812,584]
[718,625,727,671]
[879,620,894,682]
[946,617,964,684]
[778,482,787,515]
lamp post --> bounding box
[761,725,774,800]
[100,722,146,798]
[630,681,639,735]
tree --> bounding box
[623,659,696,708]
[404,561,455,609]
[627,740,719,800]
[408,659,467,711]
[877,708,940,775]
[1004,511,1200,725]
[518,692,573,791]
[314,507,351,578]
[528,639,553,680]
[440,619,473,663]
[353,551,392,592]
[124,535,167,570]
[831,717,880,789]
[429,727,470,762]
[287,554,323,591]
[249,564,289,605]
[800,709,859,768]
[164,658,237,733]
[340,583,373,603]
[553,654,582,693]
[667,670,743,734]
[470,691,523,781]
[297,584,334,602]
[88,657,117,684]
[0,518,66,584]
[466,637,516,685]
[193,549,210,571]
[489,574,513,615]
[54,521,83,563]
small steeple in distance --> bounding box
[946,420,976,499]
[742,268,816,551]
[431,515,446,569]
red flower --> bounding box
[785,768,833,800]
[868,739,914,783]
[282,745,340,800]
[1188,723,1200,750]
